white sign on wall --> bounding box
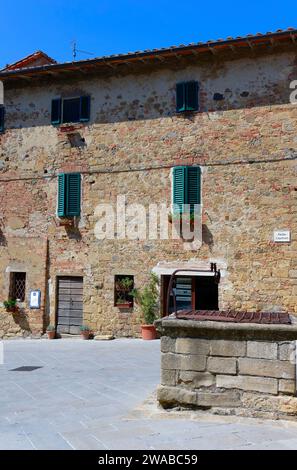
[29,290,41,309]
[273,230,291,243]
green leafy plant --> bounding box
[168,211,197,223]
[116,297,129,305]
[115,277,133,293]
[80,325,90,332]
[46,325,55,332]
[115,276,134,305]
[131,273,159,325]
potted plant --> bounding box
[46,325,56,339]
[80,325,91,340]
[116,297,133,309]
[115,276,134,308]
[3,299,19,314]
[131,273,159,340]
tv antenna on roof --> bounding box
[71,40,95,61]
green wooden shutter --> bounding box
[186,166,201,213]
[185,81,199,111]
[0,106,4,133]
[57,174,66,217]
[66,173,81,217]
[176,83,186,113]
[80,96,91,122]
[51,98,62,125]
[173,166,186,213]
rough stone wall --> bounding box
[157,320,297,420]
[0,48,297,336]
[0,237,47,338]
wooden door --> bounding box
[56,276,83,334]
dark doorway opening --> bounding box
[195,276,219,311]
[161,275,219,316]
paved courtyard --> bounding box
[0,338,297,450]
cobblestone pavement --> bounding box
[0,338,297,450]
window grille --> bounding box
[10,272,26,302]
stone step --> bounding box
[60,334,81,340]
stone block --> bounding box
[180,354,207,372]
[279,379,296,395]
[197,390,241,408]
[175,338,210,355]
[178,371,215,388]
[279,397,297,415]
[239,357,295,380]
[241,393,280,412]
[161,336,176,353]
[94,335,114,340]
[157,385,197,408]
[161,353,178,370]
[216,374,278,395]
[161,369,177,386]
[207,356,237,375]
[279,342,296,362]
[289,270,297,278]
[247,341,277,360]
[210,340,246,357]
[161,353,207,372]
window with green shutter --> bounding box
[57,173,81,217]
[0,106,5,133]
[51,96,90,125]
[176,81,199,113]
[57,174,66,217]
[172,166,201,213]
[51,99,62,125]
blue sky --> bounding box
[1,0,296,67]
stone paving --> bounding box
[0,338,297,450]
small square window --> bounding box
[176,81,199,113]
[63,98,80,123]
[114,275,134,308]
[10,272,26,302]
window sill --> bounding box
[57,123,86,133]
[115,303,134,309]
[175,110,200,117]
[55,217,75,227]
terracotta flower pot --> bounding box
[47,330,55,339]
[6,306,20,314]
[81,331,90,340]
[141,324,157,340]
[116,302,133,309]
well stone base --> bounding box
[156,318,297,420]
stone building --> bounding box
[0,28,296,338]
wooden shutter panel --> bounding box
[0,107,4,132]
[80,96,91,122]
[176,83,186,113]
[173,166,186,213]
[66,173,81,217]
[185,81,199,111]
[57,174,66,217]
[186,166,201,212]
[51,98,62,125]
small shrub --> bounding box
[80,325,90,332]
[131,273,159,325]
[46,325,55,332]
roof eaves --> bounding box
[1,27,296,79]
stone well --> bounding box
[156,318,297,420]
